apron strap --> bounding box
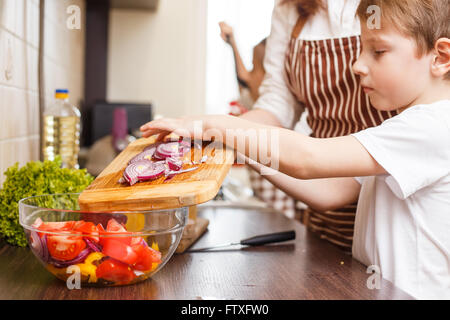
[291,15,308,39]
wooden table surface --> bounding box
[0,205,413,300]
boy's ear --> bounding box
[431,38,450,78]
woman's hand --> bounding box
[219,21,234,45]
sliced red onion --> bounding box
[128,149,156,165]
[155,142,189,160]
[179,140,191,154]
[85,238,102,252]
[166,157,183,171]
[49,247,93,268]
[143,142,162,152]
[30,231,49,263]
[142,142,165,161]
[124,160,154,185]
[118,177,126,184]
[137,161,165,181]
[152,152,164,160]
[165,136,191,148]
[123,169,138,186]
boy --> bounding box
[141,0,450,299]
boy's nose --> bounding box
[352,57,369,77]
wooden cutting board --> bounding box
[78,136,235,212]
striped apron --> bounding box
[284,17,396,251]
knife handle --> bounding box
[240,230,296,246]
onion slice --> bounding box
[30,231,49,263]
[85,238,102,252]
[155,142,190,160]
[128,149,156,165]
[143,142,163,152]
[137,161,166,181]
[123,160,154,185]
[166,157,183,171]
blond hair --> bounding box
[356,0,450,55]
[357,0,449,79]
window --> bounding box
[205,0,275,114]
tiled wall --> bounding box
[0,0,85,185]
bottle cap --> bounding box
[55,89,69,99]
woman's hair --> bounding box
[281,0,325,19]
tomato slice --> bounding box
[131,244,162,271]
[106,218,127,232]
[47,234,86,261]
[130,236,144,246]
[104,218,132,245]
[96,259,136,285]
[38,221,76,232]
[102,239,138,265]
[73,221,100,243]
[34,220,77,238]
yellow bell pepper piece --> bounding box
[125,213,146,232]
[75,252,105,283]
[85,252,105,265]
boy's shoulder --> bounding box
[404,99,450,112]
[393,100,450,130]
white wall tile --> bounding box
[0,135,39,185]
[0,0,25,39]
[0,29,27,89]
[26,0,40,48]
[0,86,39,140]
[26,44,39,92]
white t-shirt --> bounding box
[351,100,450,300]
[254,0,362,129]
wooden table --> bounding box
[0,205,413,300]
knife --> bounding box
[186,230,296,252]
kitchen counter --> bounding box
[0,206,413,300]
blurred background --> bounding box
[0,0,275,207]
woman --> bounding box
[239,0,397,251]
[219,21,267,109]
[219,21,300,218]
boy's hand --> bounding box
[140,117,200,142]
[140,115,232,142]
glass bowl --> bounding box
[19,193,188,287]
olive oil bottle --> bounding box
[42,89,81,169]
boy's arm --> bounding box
[238,108,283,127]
[212,116,387,180]
[140,115,387,179]
[243,155,361,212]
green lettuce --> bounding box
[0,157,94,247]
